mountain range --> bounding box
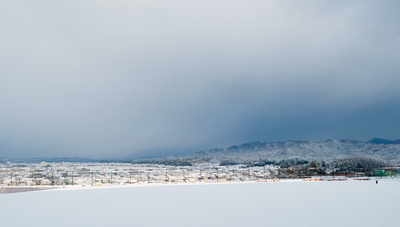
[135,138,400,165]
[2,138,400,164]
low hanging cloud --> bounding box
[1,0,400,158]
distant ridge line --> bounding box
[2,138,400,163]
[368,138,400,145]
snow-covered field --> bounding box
[1,179,399,227]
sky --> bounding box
[1,0,400,159]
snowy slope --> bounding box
[1,180,399,227]
[182,139,400,163]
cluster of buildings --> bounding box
[0,162,279,187]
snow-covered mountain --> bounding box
[150,138,400,164]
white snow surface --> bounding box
[1,180,399,227]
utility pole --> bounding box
[216,169,219,182]
[52,172,54,186]
[264,166,266,180]
[31,171,34,186]
[233,169,235,181]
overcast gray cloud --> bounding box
[1,0,400,158]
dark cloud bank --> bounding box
[0,1,399,159]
